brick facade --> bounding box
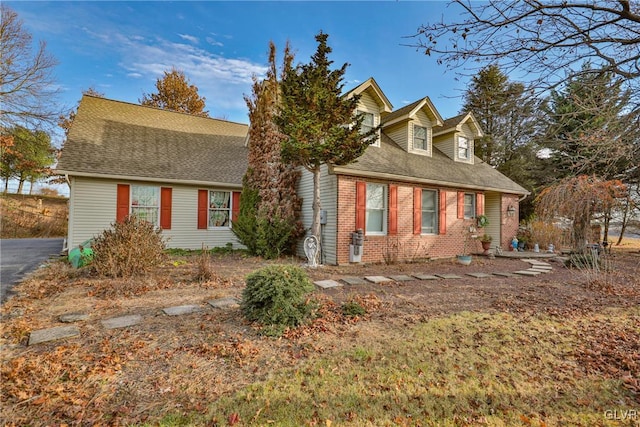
[335,175,521,264]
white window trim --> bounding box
[421,188,438,235]
[130,184,160,227]
[357,109,380,148]
[208,190,232,229]
[365,183,387,235]
[413,124,429,153]
[463,192,476,219]
[457,135,470,160]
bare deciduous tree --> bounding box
[411,1,640,94]
[0,4,60,128]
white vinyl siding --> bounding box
[385,122,408,151]
[67,177,241,250]
[296,165,337,265]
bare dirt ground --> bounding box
[1,244,639,425]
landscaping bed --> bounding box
[1,246,639,426]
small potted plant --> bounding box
[480,233,493,255]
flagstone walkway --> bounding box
[27,259,553,346]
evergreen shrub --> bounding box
[241,265,315,336]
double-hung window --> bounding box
[366,183,386,234]
[358,110,379,147]
[130,185,159,226]
[414,125,428,151]
[208,191,231,227]
[463,193,476,219]
[458,136,470,160]
[421,189,438,234]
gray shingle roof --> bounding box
[335,133,529,195]
[56,95,248,186]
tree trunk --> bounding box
[603,209,610,243]
[17,178,25,194]
[616,190,631,246]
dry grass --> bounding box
[0,194,67,238]
[1,250,639,426]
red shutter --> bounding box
[197,189,208,229]
[355,181,366,230]
[413,187,422,235]
[457,191,465,219]
[160,187,172,230]
[116,184,130,222]
[476,193,485,216]
[232,191,241,223]
[439,190,447,234]
[388,185,398,235]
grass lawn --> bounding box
[1,239,639,426]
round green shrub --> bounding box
[241,265,315,336]
[341,300,366,317]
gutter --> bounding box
[54,170,243,189]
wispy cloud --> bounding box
[206,36,224,47]
[178,33,199,44]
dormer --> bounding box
[346,78,393,147]
[381,97,444,156]
[433,112,483,164]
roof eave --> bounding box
[56,170,243,189]
[330,166,530,196]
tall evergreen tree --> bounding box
[276,32,377,240]
[462,65,540,189]
[140,68,209,117]
[233,42,303,258]
[540,65,638,182]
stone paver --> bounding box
[523,259,551,266]
[163,305,201,316]
[365,276,393,284]
[493,272,516,277]
[28,325,80,346]
[466,272,492,279]
[529,267,551,274]
[530,265,553,270]
[208,297,239,309]
[513,270,541,276]
[388,275,415,282]
[59,313,89,323]
[314,279,343,289]
[101,314,142,330]
[435,274,463,279]
[341,276,369,286]
[413,274,439,280]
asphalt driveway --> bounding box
[0,238,64,303]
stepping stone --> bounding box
[163,305,201,316]
[208,297,239,309]
[388,275,415,282]
[314,279,343,289]
[466,273,492,279]
[523,259,551,266]
[529,267,551,273]
[413,274,439,280]
[28,325,80,346]
[436,274,463,279]
[365,276,393,284]
[531,265,553,270]
[341,276,368,286]
[493,272,516,277]
[59,313,89,323]
[513,270,541,276]
[101,314,142,330]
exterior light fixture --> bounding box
[506,205,516,217]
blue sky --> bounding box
[9,1,472,141]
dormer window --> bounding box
[413,125,427,151]
[458,136,470,160]
[357,110,379,147]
